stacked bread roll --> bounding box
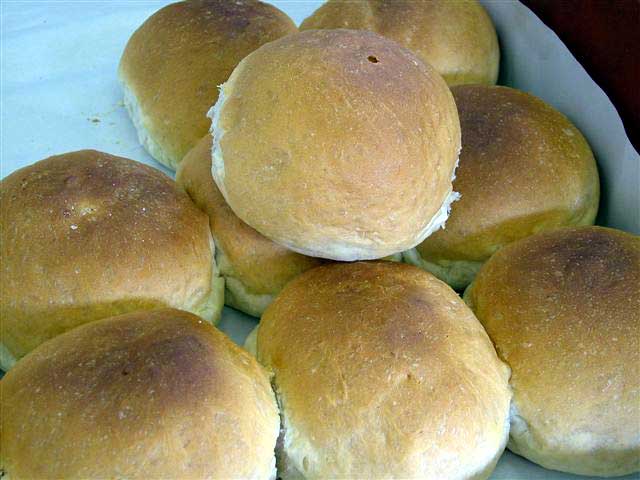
[2,1,637,479]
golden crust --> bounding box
[119,0,297,169]
[214,29,460,261]
[300,0,499,86]
[0,151,219,366]
[415,86,599,287]
[177,136,322,301]
[0,309,279,479]
[257,262,511,479]
[466,226,640,476]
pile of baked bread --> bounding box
[1,1,638,479]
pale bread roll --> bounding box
[210,29,461,261]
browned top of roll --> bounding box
[466,226,640,462]
[213,29,460,261]
[0,151,213,361]
[257,261,511,478]
[177,135,322,295]
[300,0,499,85]
[0,309,279,479]
[119,0,297,167]
[417,85,599,264]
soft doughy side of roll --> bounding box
[403,247,483,291]
[244,323,259,357]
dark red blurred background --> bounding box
[521,0,640,151]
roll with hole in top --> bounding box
[209,29,461,262]
[300,0,499,86]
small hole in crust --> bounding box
[368,55,379,63]
[121,369,129,376]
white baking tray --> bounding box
[1,1,638,478]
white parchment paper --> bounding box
[1,2,637,479]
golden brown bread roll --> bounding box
[257,261,511,479]
[300,0,499,86]
[0,309,279,479]
[406,85,599,290]
[465,226,640,477]
[177,135,323,317]
[210,29,461,261]
[119,0,297,169]
[0,150,223,371]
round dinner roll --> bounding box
[177,135,323,317]
[119,0,297,169]
[0,308,280,479]
[300,0,499,86]
[465,226,640,477]
[0,151,224,371]
[210,29,461,261]
[256,262,511,479]
[405,85,600,290]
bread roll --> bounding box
[0,150,223,371]
[465,226,640,477]
[210,29,461,261]
[119,0,297,169]
[300,0,499,86]
[0,309,279,479]
[257,261,511,479]
[177,135,323,317]
[406,85,599,290]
